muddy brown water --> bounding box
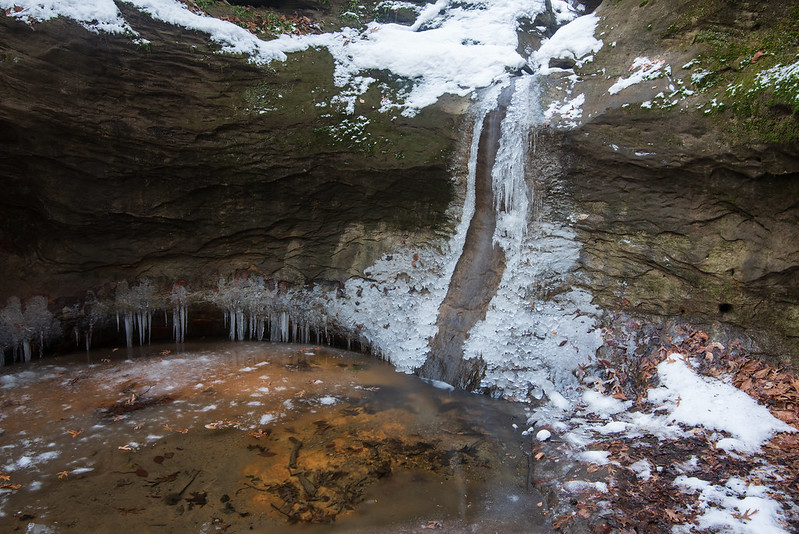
[0,342,549,533]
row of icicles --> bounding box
[2,276,371,365]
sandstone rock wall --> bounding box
[0,11,462,306]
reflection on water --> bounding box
[0,342,548,533]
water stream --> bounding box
[418,82,516,390]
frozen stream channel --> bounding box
[0,342,549,533]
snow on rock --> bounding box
[530,14,603,74]
[314,0,550,115]
[608,57,666,95]
[543,93,585,127]
[129,0,292,63]
[649,355,796,453]
[0,0,134,34]
[1,0,564,116]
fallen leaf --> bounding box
[57,471,69,479]
[732,508,759,521]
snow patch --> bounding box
[608,57,665,95]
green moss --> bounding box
[669,1,799,142]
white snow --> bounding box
[649,355,795,453]
[313,0,550,115]
[572,355,794,453]
[551,353,797,532]
[564,480,608,493]
[530,14,603,73]
[675,476,789,534]
[608,57,666,95]
[630,459,652,480]
[1,0,569,117]
[582,388,630,416]
[544,93,585,126]
[577,450,610,465]
[0,0,133,34]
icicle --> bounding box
[85,325,92,352]
[22,340,31,363]
[124,312,133,348]
[236,309,245,341]
[173,305,186,344]
[228,309,236,341]
[136,311,145,346]
[181,306,187,343]
[256,317,264,342]
[280,312,289,343]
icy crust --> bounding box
[464,77,602,399]
[316,94,495,372]
[465,222,602,399]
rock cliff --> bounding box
[548,0,799,358]
[1,0,797,365]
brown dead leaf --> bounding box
[552,513,574,530]
[732,508,759,521]
[664,509,686,522]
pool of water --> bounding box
[0,342,549,533]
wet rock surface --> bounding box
[540,0,799,361]
[0,10,461,301]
